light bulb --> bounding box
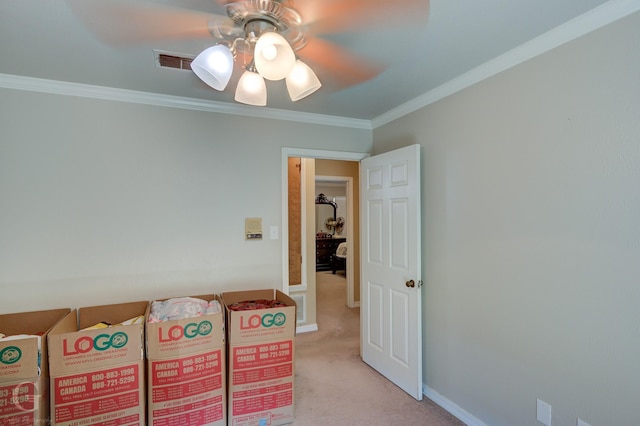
[254,32,296,81]
[261,44,278,61]
[241,73,263,93]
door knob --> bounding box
[405,280,415,288]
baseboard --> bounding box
[423,384,486,426]
[296,323,318,333]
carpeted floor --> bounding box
[293,271,465,425]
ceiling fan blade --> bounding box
[67,0,237,45]
[293,0,430,34]
[297,37,386,90]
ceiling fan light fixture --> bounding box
[188,3,323,105]
[286,59,322,101]
[235,70,267,106]
[254,32,296,81]
[191,44,234,91]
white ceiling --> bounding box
[0,1,634,123]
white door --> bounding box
[360,144,422,400]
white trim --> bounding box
[283,148,369,162]
[423,384,487,426]
[289,283,308,292]
[290,293,307,324]
[0,73,371,130]
[300,159,311,289]
[371,0,640,128]
[3,1,634,130]
[282,152,290,295]
[296,323,318,334]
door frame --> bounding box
[281,147,368,298]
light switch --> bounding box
[270,225,279,240]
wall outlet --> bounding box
[577,420,591,426]
[537,399,552,426]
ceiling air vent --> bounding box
[154,51,194,70]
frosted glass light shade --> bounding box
[191,45,234,91]
[286,60,322,101]
[254,32,296,81]
[234,70,267,106]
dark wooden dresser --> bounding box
[315,237,346,271]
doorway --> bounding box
[283,145,424,401]
[281,148,367,332]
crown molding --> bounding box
[371,0,640,128]
[2,1,636,131]
[0,73,372,130]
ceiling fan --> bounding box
[68,0,430,106]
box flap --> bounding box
[0,308,71,336]
[48,303,146,376]
[78,301,147,329]
[0,308,71,382]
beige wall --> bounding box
[374,11,640,426]
[0,89,372,312]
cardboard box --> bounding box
[222,289,296,426]
[48,301,148,426]
[145,295,226,426]
[0,308,71,425]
